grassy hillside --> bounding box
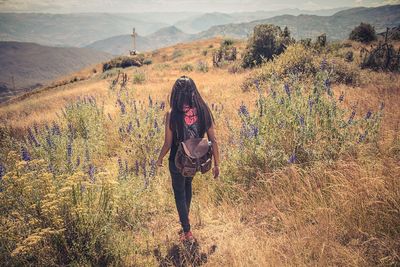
[0,41,113,103]
[0,37,399,266]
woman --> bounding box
[156,75,220,242]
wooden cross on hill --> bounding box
[130,27,138,56]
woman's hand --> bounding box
[156,158,163,167]
[212,165,220,179]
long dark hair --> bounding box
[169,75,214,143]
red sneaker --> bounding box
[179,231,195,242]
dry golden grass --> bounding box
[1,37,399,266]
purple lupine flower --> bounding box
[338,92,344,102]
[365,110,372,120]
[88,164,95,183]
[125,160,129,174]
[136,118,140,128]
[117,99,126,114]
[271,89,277,99]
[85,148,90,162]
[48,163,55,174]
[45,124,50,134]
[52,122,61,135]
[76,157,81,167]
[33,123,39,135]
[66,141,72,164]
[134,160,139,176]
[68,123,76,139]
[288,153,296,164]
[250,124,259,138]
[358,130,368,143]
[149,159,156,177]
[0,163,5,180]
[348,110,356,124]
[154,119,160,132]
[238,103,250,117]
[324,79,332,96]
[299,115,305,127]
[320,58,327,70]
[142,160,147,178]
[308,97,314,114]
[21,146,31,161]
[284,84,291,98]
[160,101,165,111]
[27,128,40,147]
[118,157,124,175]
[45,135,54,148]
[127,121,133,133]
[254,79,261,94]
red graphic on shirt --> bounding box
[183,105,198,126]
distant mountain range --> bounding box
[173,8,348,33]
[0,7,349,48]
[0,13,168,47]
[194,5,400,41]
[86,5,400,55]
[0,41,112,103]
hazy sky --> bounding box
[0,0,399,13]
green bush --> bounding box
[172,49,183,59]
[349,23,377,43]
[143,58,152,65]
[181,64,194,72]
[232,71,382,183]
[242,44,360,91]
[132,70,146,84]
[102,56,143,72]
[196,60,209,72]
[221,38,235,46]
[242,24,293,68]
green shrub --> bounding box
[232,71,382,182]
[172,49,183,59]
[143,58,152,65]
[221,38,235,46]
[102,56,143,72]
[242,24,293,68]
[181,64,194,72]
[242,44,360,91]
[196,60,209,72]
[228,61,243,74]
[132,70,146,84]
[349,23,377,43]
[316,33,327,48]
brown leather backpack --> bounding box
[174,138,213,177]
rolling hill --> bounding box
[0,41,112,103]
[194,4,400,41]
[0,13,168,47]
[174,8,349,34]
[86,26,193,55]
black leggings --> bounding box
[169,159,193,233]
